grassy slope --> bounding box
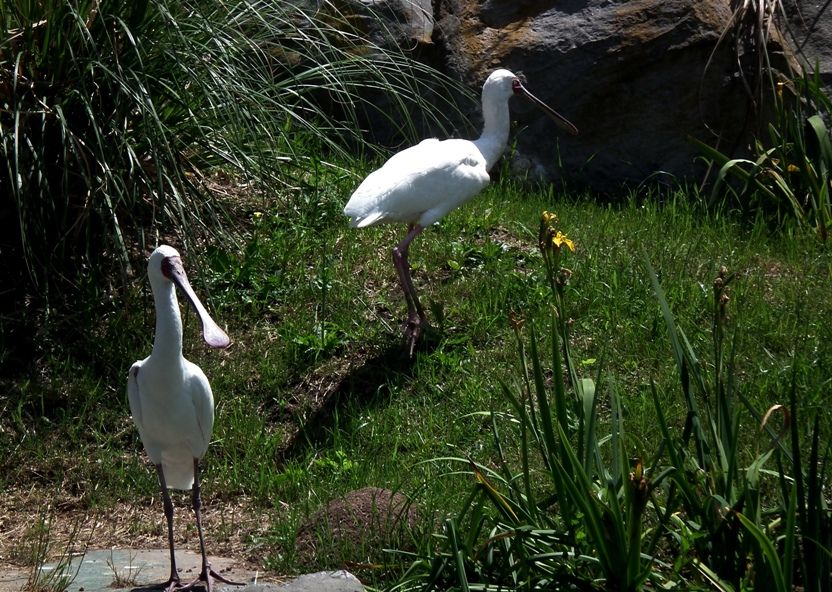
[2,177,830,582]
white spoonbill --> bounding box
[343,69,578,355]
[127,245,241,591]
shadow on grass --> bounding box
[276,329,441,465]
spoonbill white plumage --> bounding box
[127,245,241,592]
[343,69,578,355]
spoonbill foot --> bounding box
[155,576,182,592]
[404,312,428,357]
[175,564,244,591]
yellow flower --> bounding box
[253,211,263,219]
[787,164,800,173]
[552,231,575,253]
[541,211,558,226]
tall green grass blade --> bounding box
[735,511,787,591]
[693,559,737,592]
[551,421,623,585]
[470,460,519,525]
[579,377,598,477]
[501,383,537,522]
[445,518,471,592]
[645,256,710,470]
[609,380,624,486]
[530,324,559,467]
[784,481,797,592]
[547,317,570,437]
[804,415,830,592]
[807,115,832,175]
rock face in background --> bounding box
[446,1,745,190]
[351,0,434,44]
[351,0,829,193]
[784,0,832,88]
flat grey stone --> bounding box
[275,570,363,592]
[0,549,363,592]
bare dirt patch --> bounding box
[0,486,275,574]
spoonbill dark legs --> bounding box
[393,223,427,354]
[153,460,241,591]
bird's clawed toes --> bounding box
[153,564,243,592]
[203,565,245,588]
[164,566,243,591]
[159,576,182,592]
[160,577,192,592]
[404,313,428,357]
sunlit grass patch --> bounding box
[1,177,830,587]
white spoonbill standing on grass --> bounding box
[343,69,578,355]
[127,245,242,592]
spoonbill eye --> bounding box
[161,256,179,280]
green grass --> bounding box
[1,176,830,588]
[0,0,471,348]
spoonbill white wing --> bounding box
[344,138,491,229]
[127,362,143,431]
[185,359,215,460]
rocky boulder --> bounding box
[349,0,434,45]
[347,0,828,193]
[783,0,832,90]
[434,0,797,191]
[294,487,419,566]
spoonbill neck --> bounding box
[151,281,184,360]
[474,92,512,171]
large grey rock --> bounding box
[340,0,832,192]
[348,0,434,45]
[784,0,832,92]
[434,0,794,192]
[277,570,364,592]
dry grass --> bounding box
[0,486,276,575]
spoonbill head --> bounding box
[343,68,577,355]
[127,245,241,591]
[146,244,230,350]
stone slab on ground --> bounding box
[0,549,364,592]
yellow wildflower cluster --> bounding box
[539,211,576,254]
[538,211,576,294]
[552,230,575,253]
[541,210,558,227]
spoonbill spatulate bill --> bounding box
[127,245,241,591]
[343,69,578,355]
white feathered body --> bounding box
[127,355,214,490]
[344,70,526,230]
[126,246,217,492]
[344,138,492,229]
